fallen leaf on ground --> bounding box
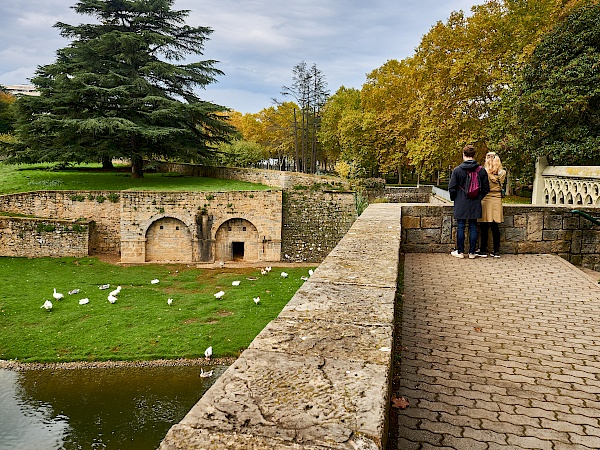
[392,396,410,409]
[474,327,483,332]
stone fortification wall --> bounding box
[281,190,357,262]
[0,216,91,257]
[0,191,120,254]
[119,190,282,263]
[401,204,600,270]
[155,162,350,190]
[160,204,401,450]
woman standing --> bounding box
[476,152,506,258]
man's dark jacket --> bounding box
[448,159,490,219]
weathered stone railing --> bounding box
[159,203,401,449]
[532,157,600,206]
[401,203,600,270]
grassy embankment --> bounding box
[0,162,272,195]
[0,257,311,363]
[0,163,305,363]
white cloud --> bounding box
[0,0,482,112]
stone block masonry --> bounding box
[0,191,120,254]
[159,204,401,449]
[0,216,91,258]
[119,190,282,263]
[0,187,357,264]
[282,190,357,262]
[400,203,600,270]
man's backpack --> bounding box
[462,166,482,199]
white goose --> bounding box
[199,368,213,378]
[53,288,64,301]
[41,300,53,310]
[204,346,213,360]
[109,286,121,297]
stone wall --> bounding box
[155,162,350,190]
[119,190,282,263]
[0,187,357,264]
[0,216,91,257]
[0,191,120,254]
[281,190,357,262]
[400,204,600,270]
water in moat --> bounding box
[0,364,226,450]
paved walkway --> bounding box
[397,253,600,450]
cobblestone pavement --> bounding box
[397,253,600,450]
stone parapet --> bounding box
[400,203,600,270]
[533,158,600,206]
[369,186,433,204]
[159,203,401,449]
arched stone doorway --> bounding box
[145,217,192,262]
[214,218,259,262]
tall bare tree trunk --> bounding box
[301,109,307,173]
[293,108,299,172]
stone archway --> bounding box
[214,218,259,262]
[145,217,192,262]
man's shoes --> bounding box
[491,252,501,258]
[474,250,488,257]
[451,250,464,259]
[468,253,477,259]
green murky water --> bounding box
[0,365,225,450]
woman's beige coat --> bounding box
[479,169,506,223]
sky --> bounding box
[0,0,481,114]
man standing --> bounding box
[448,145,490,259]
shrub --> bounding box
[69,194,86,202]
[36,223,56,233]
[71,223,87,233]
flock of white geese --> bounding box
[40,266,314,377]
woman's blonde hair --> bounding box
[485,152,502,175]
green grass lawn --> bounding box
[0,163,272,195]
[502,195,532,204]
[0,257,312,363]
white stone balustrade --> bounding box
[532,157,600,205]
